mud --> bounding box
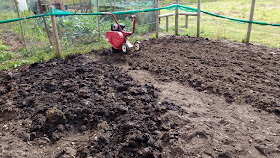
[0,35,280,157]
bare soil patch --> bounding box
[0,35,279,157]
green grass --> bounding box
[0,40,110,70]
[159,0,280,47]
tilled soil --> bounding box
[0,54,181,157]
[124,36,280,113]
[0,35,280,157]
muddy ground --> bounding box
[0,35,280,157]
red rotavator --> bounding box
[103,12,141,53]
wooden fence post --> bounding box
[185,15,189,28]
[44,0,48,11]
[60,0,64,10]
[156,0,159,38]
[14,0,27,50]
[175,0,179,35]
[38,0,53,46]
[97,0,101,41]
[166,17,169,32]
[197,0,201,37]
[89,0,93,13]
[50,7,61,58]
[246,0,256,44]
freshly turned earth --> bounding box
[0,35,279,157]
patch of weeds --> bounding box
[0,40,8,51]
[151,33,157,39]
[0,51,13,63]
[0,45,8,51]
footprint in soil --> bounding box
[187,131,208,142]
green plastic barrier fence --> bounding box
[178,5,197,12]
[0,18,24,24]
[0,4,279,27]
[89,0,154,9]
[200,10,269,25]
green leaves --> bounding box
[0,45,8,51]
[0,52,12,63]
[0,40,8,51]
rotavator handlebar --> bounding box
[101,12,136,36]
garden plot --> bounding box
[0,36,280,157]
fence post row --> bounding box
[109,0,112,9]
[166,16,169,32]
[96,0,101,41]
[44,0,48,11]
[197,0,201,37]
[38,0,52,46]
[185,15,188,28]
[60,0,64,10]
[97,0,101,41]
[175,0,179,35]
[156,0,201,36]
[155,0,159,38]
[14,0,27,50]
[90,0,93,13]
[246,0,256,44]
[50,6,61,58]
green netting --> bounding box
[178,5,197,12]
[90,0,154,9]
[0,4,279,27]
[201,10,270,25]
[47,8,76,15]
[0,18,24,24]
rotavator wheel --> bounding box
[134,41,142,51]
[109,47,118,53]
[122,43,129,53]
[108,47,113,53]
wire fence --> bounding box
[0,0,156,69]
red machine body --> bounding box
[103,12,140,53]
[106,31,125,49]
